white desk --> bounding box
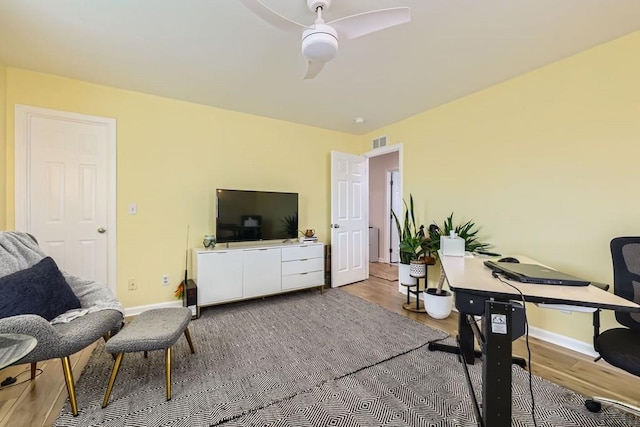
[437,253,640,427]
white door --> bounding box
[15,105,116,293]
[331,151,368,287]
[389,169,401,263]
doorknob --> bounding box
[331,224,340,229]
[97,227,106,234]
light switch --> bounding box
[128,203,137,215]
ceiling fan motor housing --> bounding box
[302,24,338,62]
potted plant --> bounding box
[391,194,432,285]
[422,213,490,319]
[280,213,298,238]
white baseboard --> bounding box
[528,325,598,357]
[397,288,598,357]
[124,300,183,317]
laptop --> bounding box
[484,260,590,286]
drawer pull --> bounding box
[300,259,308,261]
[301,272,308,275]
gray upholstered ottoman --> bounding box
[102,307,195,407]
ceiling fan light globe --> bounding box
[302,26,338,63]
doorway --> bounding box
[366,146,401,263]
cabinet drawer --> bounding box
[281,270,324,290]
[282,257,323,276]
[282,244,323,261]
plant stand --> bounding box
[401,273,427,313]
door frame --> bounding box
[14,104,117,294]
[363,143,403,264]
[386,168,401,263]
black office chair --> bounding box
[585,237,640,414]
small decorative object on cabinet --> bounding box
[203,235,216,249]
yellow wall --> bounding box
[3,31,639,344]
[0,65,6,230]
[3,69,359,307]
[363,31,640,343]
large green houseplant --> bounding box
[422,213,489,319]
[391,194,427,264]
[424,212,490,294]
[391,194,432,285]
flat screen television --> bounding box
[216,189,298,243]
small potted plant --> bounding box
[391,194,433,285]
[422,213,489,319]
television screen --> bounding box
[216,189,298,243]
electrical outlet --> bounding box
[162,274,170,286]
[128,278,137,291]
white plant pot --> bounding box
[409,260,426,278]
[423,288,453,319]
[399,263,417,285]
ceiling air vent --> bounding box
[372,135,387,149]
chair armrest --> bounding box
[0,314,60,346]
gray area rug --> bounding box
[55,289,639,426]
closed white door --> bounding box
[15,106,116,292]
[331,151,368,287]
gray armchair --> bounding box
[0,231,124,416]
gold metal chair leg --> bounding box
[30,362,37,380]
[102,353,124,408]
[184,327,195,354]
[165,347,172,400]
[60,357,79,416]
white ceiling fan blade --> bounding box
[303,61,325,80]
[328,7,410,41]
[238,0,307,33]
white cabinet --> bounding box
[193,243,324,308]
[243,247,281,298]
[194,250,243,305]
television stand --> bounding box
[193,242,325,311]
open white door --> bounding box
[331,151,368,287]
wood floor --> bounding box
[1,273,639,427]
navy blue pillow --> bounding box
[0,257,81,321]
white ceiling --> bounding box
[1,1,639,135]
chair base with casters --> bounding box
[585,318,640,416]
[585,397,640,416]
[585,237,640,417]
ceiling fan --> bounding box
[238,0,411,79]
